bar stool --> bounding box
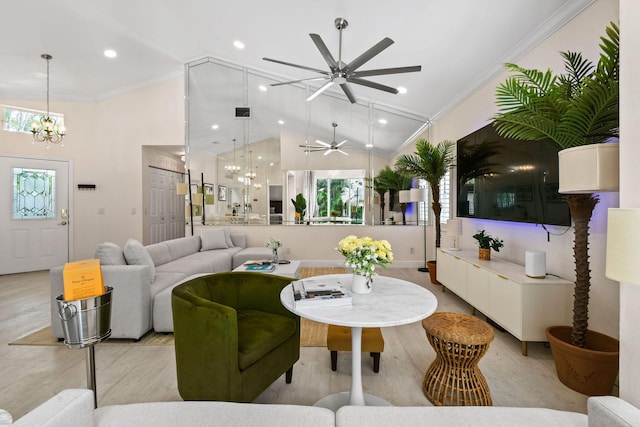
[422,312,494,406]
[327,325,384,373]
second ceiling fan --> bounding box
[264,17,421,104]
[301,122,348,156]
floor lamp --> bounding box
[410,188,429,273]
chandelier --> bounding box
[245,151,256,181]
[32,54,65,146]
[225,139,241,176]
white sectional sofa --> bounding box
[50,228,280,340]
[5,389,640,427]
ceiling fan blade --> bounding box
[337,149,349,156]
[352,65,422,77]
[348,77,399,94]
[306,80,334,101]
[336,139,348,147]
[340,83,357,104]
[309,34,338,71]
[263,57,329,75]
[299,144,328,150]
[272,77,329,87]
[323,149,334,156]
[314,139,332,147]
[344,37,394,73]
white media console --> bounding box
[436,248,573,355]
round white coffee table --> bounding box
[280,273,438,409]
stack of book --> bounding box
[244,261,276,272]
[292,279,352,308]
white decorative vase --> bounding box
[351,273,372,294]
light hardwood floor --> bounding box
[0,268,592,419]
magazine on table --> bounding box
[291,279,352,307]
[245,263,276,272]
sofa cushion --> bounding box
[95,242,127,265]
[94,401,336,427]
[145,242,172,267]
[237,309,297,370]
[124,239,156,280]
[335,406,588,427]
[165,236,201,260]
[201,228,229,250]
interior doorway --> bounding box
[147,166,185,244]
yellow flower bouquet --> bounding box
[337,235,393,278]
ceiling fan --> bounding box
[263,17,421,104]
[300,122,348,156]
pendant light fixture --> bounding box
[32,54,66,146]
[224,139,241,176]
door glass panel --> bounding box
[12,167,56,219]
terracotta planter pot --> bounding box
[546,325,619,396]
[427,260,439,285]
[478,248,491,260]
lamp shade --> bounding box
[410,188,428,203]
[558,143,619,194]
[176,183,188,195]
[447,219,463,236]
[399,190,411,204]
[606,208,640,285]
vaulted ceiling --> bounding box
[1,0,594,158]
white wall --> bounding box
[426,0,620,339]
[1,77,185,259]
[619,0,640,407]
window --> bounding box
[417,170,451,225]
[313,173,364,224]
[2,106,64,134]
[13,167,56,219]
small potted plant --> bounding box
[472,230,504,260]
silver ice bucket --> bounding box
[56,286,113,348]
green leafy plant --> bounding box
[395,139,455,248]
[375,165,412,224]
[493,22,619,349]
[472,230,504,252]
[291,193,306,222]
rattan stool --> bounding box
[327,325,384,373]
[421,312,494,406]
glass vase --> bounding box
[271,248,279,263]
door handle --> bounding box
[59,221,67,225]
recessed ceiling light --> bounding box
[259,85,267,92]
[366,143,374,148]
[233,40,245,50]
[397,86,407,94]
[211,124,219,130]
[278,120,284,125]
[104,49,117,58]
[378,118,388,125]
[269,162,275,167]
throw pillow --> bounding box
[94,242,126,265]
[123,239,156,280]
[221,227,234,248]
[201,228,229,251]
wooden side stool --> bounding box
[421,312,494,406]
[327,325,384,373]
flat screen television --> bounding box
[456,123,571,226]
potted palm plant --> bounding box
[493,22,619,395]
[291,193,306,224]
[395,139,455,283]
[376,165,412,225]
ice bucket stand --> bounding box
[56,287,113,408]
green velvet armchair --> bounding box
[171,272,300,402]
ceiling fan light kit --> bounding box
[300,122,349,155]
[263,17,421,104]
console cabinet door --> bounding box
[489,273,522,337]
[438,250,467,298]
[466,262,490,314]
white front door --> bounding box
[0,155,71,274]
